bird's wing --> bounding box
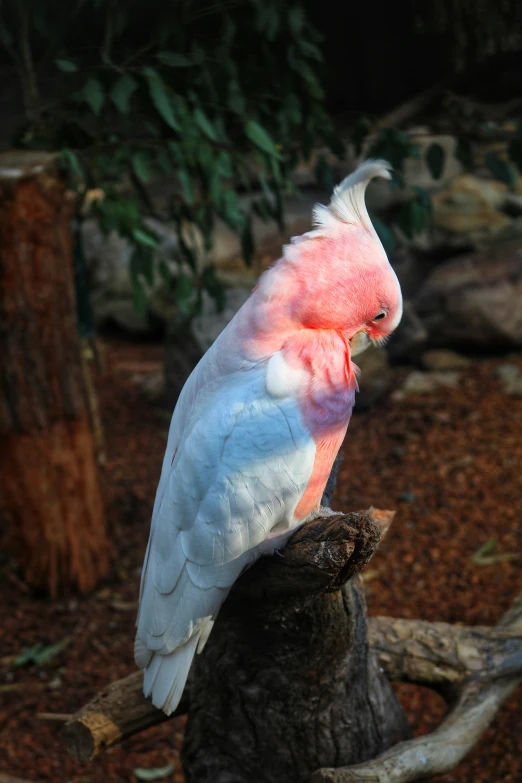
[136,364,315,659]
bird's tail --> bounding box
[134,618,214,716]
[135,634,198,716]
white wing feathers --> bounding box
[135,364,315,714]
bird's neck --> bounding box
[281,328,357,436]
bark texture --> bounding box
[61,670,183,762]
[182,510,410,783]
[312,592,522,783]
[0,151,110,596]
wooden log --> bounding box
[368,616,522,687]
[0,151,110,596]
[61,670,187,762]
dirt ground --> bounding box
[1,338,521,783]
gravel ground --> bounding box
[0,338,521,783]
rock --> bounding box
[192,289,250,353]
[421,349,471,372]
[81,216,184,333]
[415,238,522,350]
[395,370,461,397]
[353,345,392,410]
[495,363,522,396]
[386,301,428,362]
[431,174,510,240]
[403,132,463,191]
[394,174,522,255]
[164,288,252,406]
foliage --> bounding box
[0,0,339,322]
[344,117,522,253]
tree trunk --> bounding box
[182,511,411,783]
[0,150,110,596]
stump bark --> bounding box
[182,511,410,783]
[0,151,110,596]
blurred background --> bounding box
[0,1,521,781]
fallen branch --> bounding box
[61,669,185,762]
[368,615,522,687]
[312,592,522,783]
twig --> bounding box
[0,774,38,783]
[373,85,443,132]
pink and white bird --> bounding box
[135,159,403,715]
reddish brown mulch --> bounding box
[1,338,521,783]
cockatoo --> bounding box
[135,159,402,715]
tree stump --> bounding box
[182,511,410,782]
[0,151,110,596]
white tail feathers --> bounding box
[136,616,214,716]
[312,158,392,235]
[142,633,200,715]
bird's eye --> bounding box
[373,311,386,322]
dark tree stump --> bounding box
[182,511,410,783]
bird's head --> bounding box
[261,159,402,358]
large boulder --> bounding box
[415,239,522,350]
[353,345,392,410]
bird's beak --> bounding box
[349,330,371,357]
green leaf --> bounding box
[372,216,396,256]
[245,120,282,159]
[157,52,193,68]
[455,138,474,170]
[177,168,194,205]
[134,763,175,781]
[201,265,226,313]
[298,40,322,61]
[508,137,522,172]
[132,228,159,249]
[227,81,245,114]
[55,59,77,73]
[143,68,179,132]
[158,259,172,286]
[83,78,105,115]
[131,278,147,322]
[194,107,218,142]
[426,142,445,180]
[472,536,519,566]
[59,149,83,179]
[131,151,152,183]
[174,272,194,315]
[14,640,68,667]
[351,116,370,157]
[397,198,427,238]
[240,213,254,266]
[367,128,414,172]
[111,73,138,114]
[485,151,517,189]
[315,155,335,196]
[14,644,44,668]
[33,639,68,666]
[220,189,243,231]
[289,5,305,36]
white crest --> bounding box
[312,158,392,235]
